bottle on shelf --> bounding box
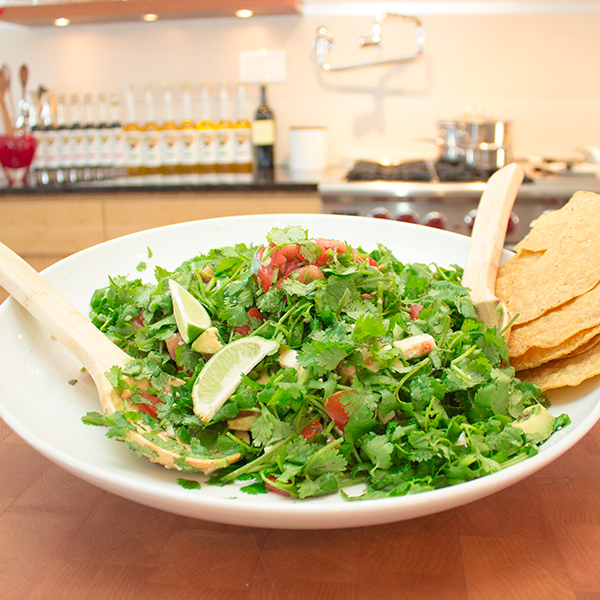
[40,92,59,185]
[214,83,235,182]
[251,84,276,180]
[28,93,45,186]
[83,92,99,181]
[141,82,161,177]
[233,83,253,182]
[97,93,111,180]
[109,94,126,179]
[159,81,179,176]
[196,84,217,180]
[123,83,143,177]
[55,94,72,184]
[179,82,198,176]
[69,94,86,182]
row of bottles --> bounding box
[26,82,275,186]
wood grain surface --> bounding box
[2,414,600,599]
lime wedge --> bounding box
[168,279,211,343]
[192,336,279,422]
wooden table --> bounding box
[2,412,600,600]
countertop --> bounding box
[0,168,320,198]
[2,412,600,599]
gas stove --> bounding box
[318,159,600,247]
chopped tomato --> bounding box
[409,304,424,321]
[324,390,353,431]
[300,420,323,439]
[130,310,145,331]
[289,265,324,283]
[135,392,162,418]
[165,332,184,361]
[280,244,301,260]
[314,238,347,254]
[352,248,377,267]
[256,245,288,292]
[234,307,264,337]
[264,475,292,497]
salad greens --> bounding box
[83,226,569,500]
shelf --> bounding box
[0,0,302,27]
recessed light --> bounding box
[142,13,158,22]
[54,17,70,27]
[236,9,253,18]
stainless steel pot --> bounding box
[436,117,512,170]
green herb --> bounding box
[177,478,201,490]
[84,226,570,501]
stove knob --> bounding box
[506,212,520,234]
[422,211,447,229]
[465,210,520,234]
[396,210,419,224]
[367,207,393,219]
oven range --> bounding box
[318,159,600,247]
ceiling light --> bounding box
[236,9,253,18]
[54,17,70,27]
[142,13,158,22]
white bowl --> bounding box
[1,214,599,529]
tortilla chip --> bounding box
[517,341,600,391]
[511,326,600,371]
[496,191,600,325]
[507,280,600,358]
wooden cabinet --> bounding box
[0,0,301,27]
[0,189,321,303]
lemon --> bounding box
[168,279,211,343]
[192,336,279,422]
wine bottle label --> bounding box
[180,128,198,166]
[111,126,125,167]
[98,129,112,166]
[84,128,98,166]
[160,128,179,167]
[216,127,235,165]
[251,120,275,146]
[43,130,59,168]
[124,130,142,167]
[142,130,161,168]
[198,129,217,165]
[57,131,72,168]
[71,131,86,167]
[234,127,253,165]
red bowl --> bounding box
[0,133,38,170]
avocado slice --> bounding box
[513,404,555,444]
[191,327,224,355]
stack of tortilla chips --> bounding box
[495,190,600,391]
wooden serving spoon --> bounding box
[462,163,524,340]
[0,66,14,136]
[0,240,240,474]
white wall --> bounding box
[1,1,599,166]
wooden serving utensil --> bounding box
[462,163,524,339]
[0,240,240,474]
[0,67,14,136]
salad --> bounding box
[84,226,568,500]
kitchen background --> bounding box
[1,0,600,168]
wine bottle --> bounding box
[179,82,198,176]
[251,84,275,179]
[233,83,253,181]
[141,83,161,177]
[83,92,98,181]
[40,92,58,185]
[196,84,216,180]
[123,83,143,177]
[69,94,86,182]
[97,93,111,180]
[159,81,179,176]
[109,94,126,179]
[215,83,235,181]
[55,94,71,184]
